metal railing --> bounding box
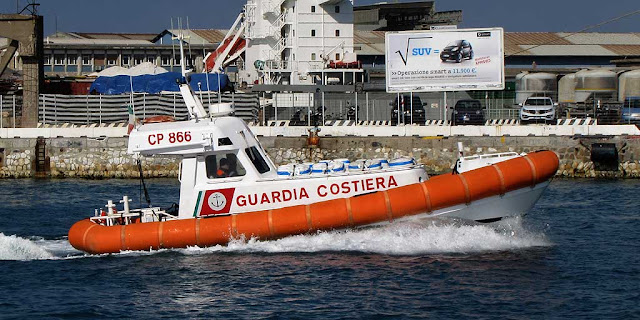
[38,92,259,125]
[0,95,22,128]
[0,92,631,128]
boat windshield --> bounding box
[245,146,270,174]
[205,153,246,179]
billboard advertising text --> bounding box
[385,28,504,93]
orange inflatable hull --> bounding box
[69,151,559,254]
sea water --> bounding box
[0,179,638,319]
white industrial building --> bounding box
[240,0,362,86]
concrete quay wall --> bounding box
[1,135,639,178]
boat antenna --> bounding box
[187,16,193,70]
[137,159,152,207]
[218,70,222,104]
[203,38,211,104]
[172,19,207,119]
[171,18,176,72]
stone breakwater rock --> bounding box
[266,147,457,175]
[0,151,33,178]
[264,146,640,178]
[1,138,639,179]
[1,147,180,179]
[554,160,640,178]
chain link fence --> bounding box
[0,91,631,128]
[268,91,520,125]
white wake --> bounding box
[0,233,77,261]
[181,216,551,256]
[0,217,550,260]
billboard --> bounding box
[385,28,504,93]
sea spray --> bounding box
[177,216,551,256]
[0,233,55,261]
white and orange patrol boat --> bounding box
[68,37,559,255]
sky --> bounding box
[1,0,638,36]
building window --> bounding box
[311,29,316,37]
[161,55,171,66]
[146,55,156,63]
[121,55,131,66]
[311,5,315,13]
[106,55,117,66]
[53,54,65,65]
[335,5,340,13]
[134,55,144,65]
[67,55,77,65]
[335,29,340,37]
[336,53,340,61]
[82,54,92,65]
[44,54,51,65]
[311,53,316,61]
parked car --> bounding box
[440,40,473,63]
[452,99,485,125]
[390,95,426,125]
[519,97,557,123]
[621,97,640,124]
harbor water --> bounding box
[0,178,638,319]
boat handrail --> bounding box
[461,152,519,161]
[255,165,424,182]
[90,208,178,226]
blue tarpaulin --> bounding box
[89,73,229,95]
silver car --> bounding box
[519,97,557,123]
[621,98,640,124]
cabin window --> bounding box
[311,53,316,61]
[335,29,340,37]
[335,5,340,13]
[311,5,315,13]
[311,29,316,37]
[218,137,232,146]
[205,153,246,179]
[245,146,270,174]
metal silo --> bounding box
[618,69,640,102]
[515,72,558,104]
[558,73,576,103]
[574,69,617,103]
